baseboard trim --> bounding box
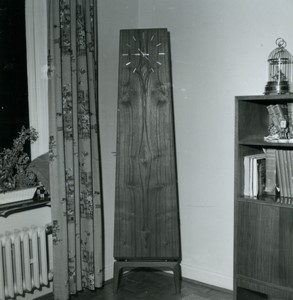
[182,275,233,295]
[104,263,114,281]
[181,263,233,291]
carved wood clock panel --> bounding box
[114,28,180,260]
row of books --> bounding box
[265,103,293,142]
[243,149,293,199]
[243,153,266,198]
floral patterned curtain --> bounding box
[47,0,103,299]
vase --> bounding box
[0,187,37,205]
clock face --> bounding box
[121,32,166,72]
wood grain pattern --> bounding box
[237,202,280,284]
[279,208,293,288]
[114,29,180,259]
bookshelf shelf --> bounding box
[236,94,293,101]
[234,95,293,300]
[239,139,293,147]
[237,196,293,208]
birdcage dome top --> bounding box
[268,38,292,63]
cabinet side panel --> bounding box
[279,208,293,288]
[237,202,279,284]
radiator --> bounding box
[0,225,53,300]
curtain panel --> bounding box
[25,0,49,160]
[47,0,103,299]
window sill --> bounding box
[0,198,51,218]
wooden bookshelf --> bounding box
[234,95,293,300]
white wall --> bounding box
[98,0,293,290]
[97,0,139,280]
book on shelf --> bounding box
[243,153,266,198]
[287,151,293,196]
[276,150,285,197]
[267,105,281,132]
[265,148,276,195]
[288,103,293,139]
[273,104,288,129]
[275,149,293,199]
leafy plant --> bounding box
[0,127,38,193]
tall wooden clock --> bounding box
[114,28,181,293]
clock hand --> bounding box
[138,48,150,60]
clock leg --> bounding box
[113,261,123,292]
[173,262,181,294]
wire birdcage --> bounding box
[265,38,293,95]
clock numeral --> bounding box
[125,62,131,66]
[126,43,131,48]
[158,53,165,56]
[122,54,129,56]
[132,36,136,41]
[156,43,162,47]
[150,35,155,41]
[133,68,136,73]
[156,61,162,65]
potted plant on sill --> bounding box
[0,126,39,204]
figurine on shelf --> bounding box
[271,67,287,82]
[279,119,289,139]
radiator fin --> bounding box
[0,225,52,300]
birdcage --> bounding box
[265,38,293,95]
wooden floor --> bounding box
[38,268,233,300]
